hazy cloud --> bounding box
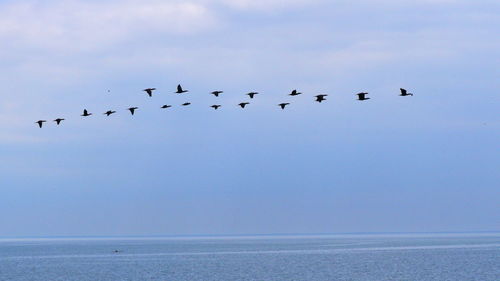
[0,0,218,52]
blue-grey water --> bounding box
[0,233,498,281]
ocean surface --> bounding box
[0,233,498,281]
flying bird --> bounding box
[315,94,327,103]
[278,103,290,109]
[176,84,188,94]
[161,105,172,109]
[181,102,191,106]
[143,88,156,97]
[211,91,223,97]
[211,105,221,110]
[246,92,258,99]
[35,120,46,128]
[128,107,138,115]
[104,110,116,116]
[357,92,370,101]
[239,102,250,108]
[289,89,302,96]
[54,118,65,125]
[81,109,92,116]
[400,88,413,96]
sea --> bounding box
[0,233,498,281]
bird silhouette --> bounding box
[143,88,156,97]
[211,91,223,97]
[128,107,138,115]
[315,95,327,103]
[54,118,65,125]
[211,105,221,110]
[81,109,92,116]
[357,92,370,101]
[181,102,191,106]
[278,103,290,109]
[246,92,258,99]
[104,110,116,116]
[400,88,413,96]
[176,84,188,94]
[161,105,172,109]
[35,120,46,128]
[239,102,250,108]
[289,89,302,96]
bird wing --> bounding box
[177,85,182,92]
[400,88,407,95]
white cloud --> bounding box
[0,0,218,52]
[202,0,323,10]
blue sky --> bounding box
[0,0,498,237]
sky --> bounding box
[0,0,498,237]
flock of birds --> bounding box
[34,85,414,128]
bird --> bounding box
[211,91,223,97]
[104,110,116,116]
[289,89,302,96]
[211,105,221,110]
[54,118,65,125]
[315,94,327,103]
[161,105,172,109]
[400,88,413,96]
[246,92,258,99]
[81,109,92,116]
[143,88,156,97]
[128,107,138,115]
[239,102,250,108]
[35,120,46,128]
[176,84,188,94]
[278,103,290,109]
[181,102,191,106]
[357,92,370,101]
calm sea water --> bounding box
[0,233,498,281]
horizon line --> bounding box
[1,230,499,240]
